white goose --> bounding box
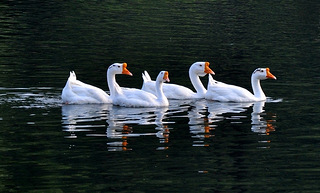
[205,68,277,102]
[61,71,112,104]
[141,62,215,99]
[107,63,170,107]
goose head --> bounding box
[156,71,170,83]
[252,68,276,80]
[189,62,215,77]
[107,63,132,76]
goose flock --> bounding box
[61,62,277,107]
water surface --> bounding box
[0,1,320,192]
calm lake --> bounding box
[1,1,320,192]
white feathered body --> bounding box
[107,64,169,108]
[112,87,169,107]
[141,62,214,99]
[205,68,276,102]
[141,71,201,99]
[142,80,196,99]
[62,71,112,104]
[205,76,257,102]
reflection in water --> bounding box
[105,106,170,151]
[206,100,276,147]
[188,100,214,147]
[104,100,192,151]
[61,98,278,150]
[251,101,275,134]
[0,87,62,108]
[251,101,277,148]
[154,107,171,150]
[206,100,276,135]
[61,104,112,138]
[61,103,181,151]
[0,86,279,151]
[0,0,316,190]
[207,101,252,122]
[107,105,190,151]
[188,100,254,146]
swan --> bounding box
[205,68,277,102]
[141,62,215,99]
[107,63,170,107]
[61,71,112,104]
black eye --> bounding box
[199,64,202,67]
[118,66,120,68]
[261,70,264,72]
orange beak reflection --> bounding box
[122,63,133,76]
[204,62,215,75]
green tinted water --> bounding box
[0,1,319,192]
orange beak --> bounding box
[122,63,132,76]
[163,71,170,82]
[204,62,215,75]
[266,68,276,80]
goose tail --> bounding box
[142,70,152,82]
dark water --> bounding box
[1,1,320,192]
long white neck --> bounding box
[251,76,266,100]
[189,71,206,96]
[107,71,122,96]
[155,80,168,104]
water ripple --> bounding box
[0,87,280,151]
[0,87,62,108]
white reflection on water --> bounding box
[0,85,271,151]
[103,100,194,151]
[188,100,213,147]
[252,101,271,133]
[61,104,112,139]
[188,100,253,147]
[61,98,279,150]
[0,87,62,108]
[61,101,188,151]
[0,87,280,150]
[206,100,277,134]
[187,99,278,147]
[105,107,154,151]
[207,100,252,122]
